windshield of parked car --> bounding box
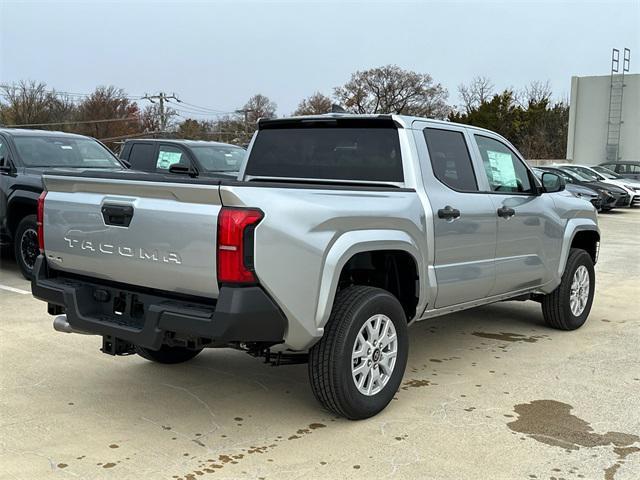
[560,168,592,182]
[14,136,121,168]
[190,145,245,172]
[592,166,621,179]
[567,167,602,181]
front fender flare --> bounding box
[550,219,600,292]
[6,189,41,235]
[314,229,426,331]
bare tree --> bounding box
[139,104,162,133]
[520,80,552,106]
[334,65,450,118]
[0,80,76,128]
[457,76,495,113]
[215,115,253,145]
[242,94,277,124]
[293,92,332,115]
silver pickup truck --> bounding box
[32,115,599,419]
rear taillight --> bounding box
[37,191,47,253]
[217,207,263,283]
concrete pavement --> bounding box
[1,209,638,480]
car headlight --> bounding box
[624,184,639,191]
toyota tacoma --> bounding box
[32,115,600,419]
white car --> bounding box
[555,164,639,207]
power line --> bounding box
[173,99,231,114]
[0,84,143,101]
[173,107,236,118]
[166,99,236,117]
[98,131,167,142]
[5,117,139,128]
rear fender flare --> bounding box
[314,229,426,331]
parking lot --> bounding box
[0,209,638,480]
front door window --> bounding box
[475,135,534,194]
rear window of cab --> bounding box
[246,121,403,183]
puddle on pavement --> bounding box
[472,332,544,343]
[507,400,639,479]
[401,379,431,390]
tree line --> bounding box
[0,66,568,158]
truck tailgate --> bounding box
[41,174,222,298]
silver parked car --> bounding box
[556,163,639,207]
[32,115,599,419]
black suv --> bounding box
[0,129,124,278]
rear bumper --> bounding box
[31,256,286,350]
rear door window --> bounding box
[127,143,157,171]
[246,123,403,182]
[423,128,478,191]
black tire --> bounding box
[308,286,409,420]
[135,345,203,364]
[13,214,39,280]
[541,248,595,330]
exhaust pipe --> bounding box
[53,315,92,335]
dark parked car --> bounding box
[532,168,603,211]
[537,166,628,211]
[120,139,245,178]
[598,161,640,180]
[0,129,125,278]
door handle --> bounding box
[497,206,516,218]
[437,205,461,220]
[102,204,134,227]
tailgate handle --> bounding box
[102,204,134,227]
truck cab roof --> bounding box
[123,138,245,149]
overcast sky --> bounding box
[1,0,638,118]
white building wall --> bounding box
[566,74,640,166]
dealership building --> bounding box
[566,72,639,166]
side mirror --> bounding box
[169,164,190,174]
[541,172,565,193]
[168,164,197,177]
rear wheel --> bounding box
[135,345,203,364]
[308,286,408,420]
[14,215,38,280]
[541,248,595,330]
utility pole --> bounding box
[235,108,255,140]
[142,92,179,131]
